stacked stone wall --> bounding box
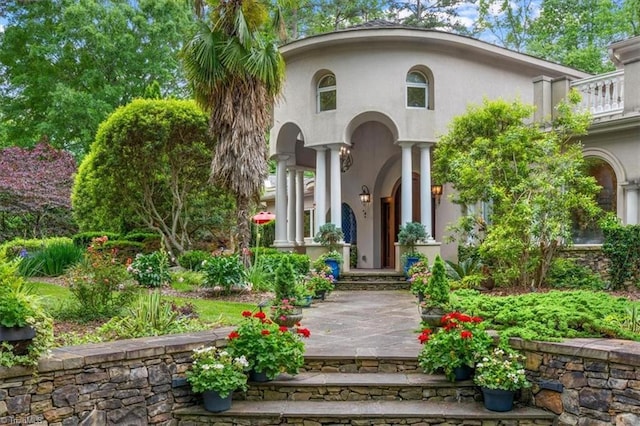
[558,245,609,280]
[511,338,640,425]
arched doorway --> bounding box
[572,157,617,243]
[381,173,421,268]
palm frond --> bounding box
[246,36,284,93]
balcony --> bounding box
[570,70,624,118]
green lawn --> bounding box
[29,281,256,325]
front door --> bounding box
[381,197,395,268]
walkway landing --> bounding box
[301,290,422,359]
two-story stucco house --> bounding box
[265,22,640,270]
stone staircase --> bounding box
[173,355,557,425]
[335,270,410,291]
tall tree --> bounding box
[0,0,195,157]
[474,0,538,52]
[526,0,630,73]
[72,99,234,255]
[433,94,601,288]
[182,0,285,255]
[0,142,77,240]
[389,0,472,33]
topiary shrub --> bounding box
[425,255,450,309]
[274,256,296,301]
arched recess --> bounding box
[273,121,306,156]
[344,111,399,145]
[583,147,625,219]
[574,148,623,243]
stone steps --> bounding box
[336,271,410,291]
[174,400,557,425]
[236,372,479,402]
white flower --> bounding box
[202,364,210,370]
[235,355,249,368]
[213,363,225,370]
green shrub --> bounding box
[61,237,138,321]
[601,217,640,289]
[95,291,202,340]
[18,241,84,277]
[546,258,605,290]
[449,289,640,342]
[128,250,171,288]
[178,250,213,271]
[123,232,162,252]
[201,254,247,293]
[102,240,145,260]
[258,253,309,284]
[0,237,73,261]
[274,256,296,301]
[72,232,121,248]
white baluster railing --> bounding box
[570,70,624,117]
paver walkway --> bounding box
[301,290,422,359]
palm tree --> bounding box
[182,0,285,254]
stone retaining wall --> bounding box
[511,337,640,425]
[558,245,609,279]
[2,329,640,425]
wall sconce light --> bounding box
[340,145,353,173]
[359,185,371,217]
[431,184,443,205]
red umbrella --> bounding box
[252,211,275,225]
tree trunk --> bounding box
[236,194,251,266]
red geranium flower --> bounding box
[254,312,266,320]
[261,329,270,336]
[296,328,311,338]
[279,326,288,333]
[471,316,483,323]
[460,330,473,339]
[418,328,432,344]
[242,311,252,317]
[227,331,240,340]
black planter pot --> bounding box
[0,325,36,342]
[453,364,474,381]
[481,387,515,412]
[420,307,445,328]
[202,390,232,412]
[249,370,271,383]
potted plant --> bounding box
[417,311,492,382]
[419,255,450,326]
[407,259,430,301]
[226,310,311,381]
[313,223,344,279]
[305,267,335,300]
[186,346,249,412]
[474,346,531,412]
[0,261,54,367]
[397,222,428,275]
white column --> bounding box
[419,143,434,240]
[296,170,304,244]
[273,155,289,246]
[400,142,414,226]
[287,168,296,243]
[626,186,639,225]
[329,145,342,229]
[314,147,327,234]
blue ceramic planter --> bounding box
[404,255,420,276]
[202,390,232,412]
[481,387,515,412]
[324,258,340,281]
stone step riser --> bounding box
[335,282,411,291]
[303,357,419,373]
[176,415,554,425]
[237,384,479,403]
[338,275,406,283]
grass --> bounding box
[29,281,257,326]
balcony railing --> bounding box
[570,70,624,117]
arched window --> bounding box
[317,74,336,112]
[406,71,428,108]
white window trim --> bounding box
[406,71,428,109]
[317,75,336,112]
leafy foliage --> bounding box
[274,256,297,301]
[433,96,599,288]
[127,250,171,288]
[226,310,309,380]
[178,250,214,271]
[601,216,640,289]
[0,143,77,239]
[201,255,248,293]
[546,258,605,290]
[61,237,138,321]
[397,222,428,254]
[17,241,85,277]
[0,237,74,261]
[424,256,450,308]
[418,311,492,381]
[314,223,344,252]
[0,0,195,155]
[474,346,530,391]
[449,289,640,341]
[0,261,54,368]
[186,346,249,397]
[72,99,234,254]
